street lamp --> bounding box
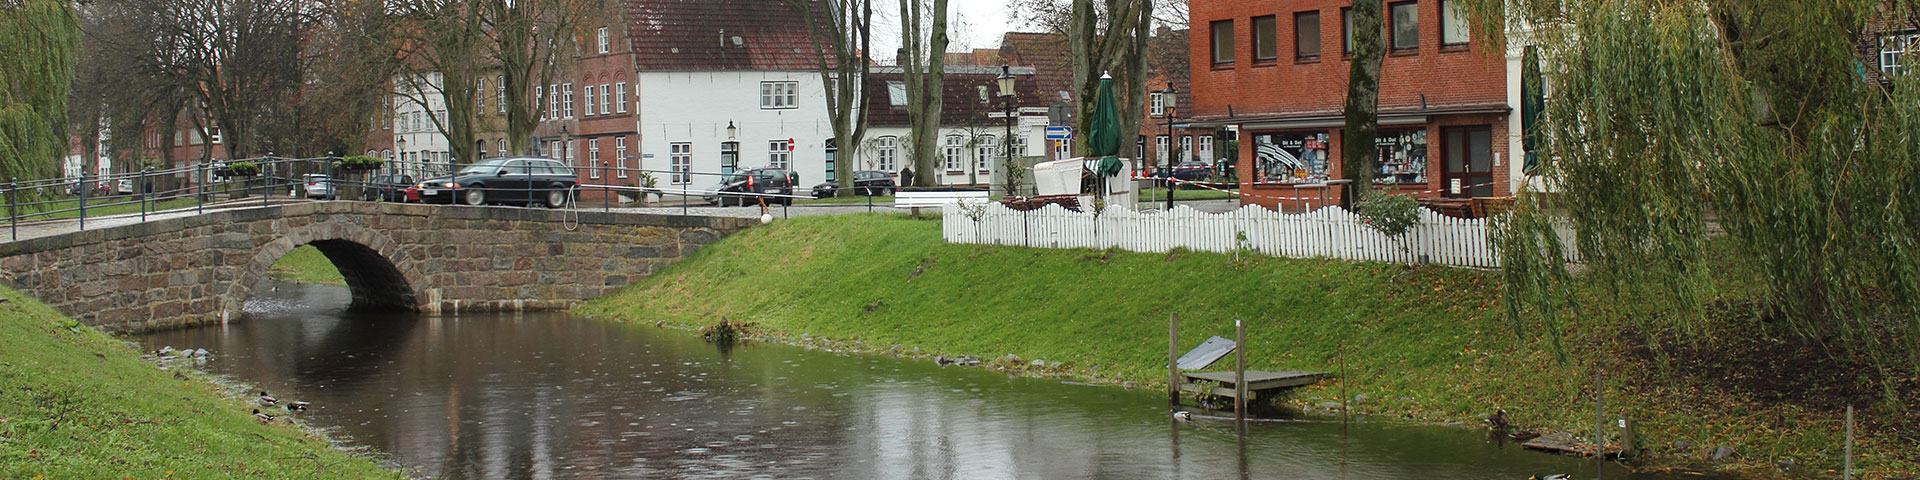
[721,121,740,175]
[396,137,407,177]
[998,64,1017,196]
[1162,81,1178,211]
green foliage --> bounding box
[635,170,657,189]
[267,245,345,286]
[226,161,260,176]
[0,0,79,183]
[1486,0,1918,403]
[0,286,399,478]
[1354,191,1420,239]
[332,155,383,170]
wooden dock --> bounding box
[1177,370,1327,401]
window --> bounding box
[476,77,486,111]
[588,139,601,179]
[549,141,560,160]
[615,82,627,113]
[1252,15,1277,62]
[769,139,790,169]
[975,135,996,173]
[1390,1,1419,51]
[670,143,691,184]
[1211,20,1235,65]
[209,126,221,144]
[497,75,506,113]
[1295,11,1321,60]
[599,83,610,114]
[497,139,507,158]
[824,138,837,182]
[1199,135,1215,163]
[943,135,965,172]
[548,84,558,119]
[584,84,596,116]
[1342,7,1353,55]
[1151,92,1166,116]
[1156,135,1169,164]
[1180,136,1194,163]
[596,27,609,54]
[886,81,908,107]
[562,82,574,118]
[1053,139,1071,161]
[1253,132,1331,183]
[1441,0,1470,46]
[615,136,628,178]
[761,81,798,109]
[1883,33,1920,76]
[1137,135,1146,157]
[877,136,898,171]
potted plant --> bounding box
[635,171,659,203]
[223,161,261,177]
[332,155,384,171]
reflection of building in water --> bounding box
[1253,133,1330,184]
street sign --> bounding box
[1045,125,1073,140]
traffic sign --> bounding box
[1045,125,1073,140]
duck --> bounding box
[284,401,310,412]
[252,409,276,423]
[1486,408,1509,429]
[1172,411,1193,422]
[1527,475,1568,480]
[257,391,278,407]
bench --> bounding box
[894,190,990,209]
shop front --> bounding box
[1222,109,1510,214]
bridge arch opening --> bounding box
[300,240,418,312]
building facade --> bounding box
[1189,0,1512,211]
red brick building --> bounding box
[1188,0,1511,211]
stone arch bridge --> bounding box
[0,203,754,332]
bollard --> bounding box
[78,172,87,231]
[1844,404,1853,480]
[1234,318,1246,423]
[140,169,149,222]
[197,162,204,215]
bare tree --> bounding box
[484,0,604,156]
[789,0,873,196]
[897,0,949,187]
[1067,0,1152,159]
[388,0,486,168]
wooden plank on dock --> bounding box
[1181,370,1327,391]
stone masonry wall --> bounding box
[0,202,754,333]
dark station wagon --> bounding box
[418,157,577,208]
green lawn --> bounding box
[0,286,400,479]
[580,213,1914,477]
[1135,186,1241,201]
[268,245,346,286]
[8,196,203,222]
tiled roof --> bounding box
[622,0,829,71]
[998,32,1074,104]
[944,48,1001,66]
[864,66,1043,127]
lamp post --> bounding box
[998,64,1017,196]
[396,137,407,178]
[1162,82,1178,211]
[721,121,739,175]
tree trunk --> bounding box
[899,0,948,188]
[1340,0,1384,208]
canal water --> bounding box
[138,280,1671,479]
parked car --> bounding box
[115,179,134,195]
[1171,161,1212,182]
[303,174,335,199]
[810,170,898,198]
[702,167,797,206]
[361,174,416,202]
[417,156,577,208]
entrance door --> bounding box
[1443,126,1493,198]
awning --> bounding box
[1185,105,1512,130]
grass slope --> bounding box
[268,245,345,286]
[0,286,398,479]
[581,213,1914,477]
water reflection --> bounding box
[139,280,1684,479]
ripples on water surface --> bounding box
[137,280,1689,479]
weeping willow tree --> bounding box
[1483,0,1920,406]
[0,0,80,183]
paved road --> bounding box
[2,198,306,244]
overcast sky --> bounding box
[868,0,1023,64]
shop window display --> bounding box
[1253,132,1330,183]
[1374,129,1428,184]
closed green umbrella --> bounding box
[1521,46,1545,175]
[1088,74,1123,177]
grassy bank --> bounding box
[580,213,1914,478]
[269,245,345,285]
[0,286,399,478]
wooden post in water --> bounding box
[1168,313,1180,408]
[1235,318,1246,422]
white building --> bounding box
[635,69,834,189]
[392,72,452,178]
[858,66,1048,189]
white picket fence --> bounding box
[942,202,1578,268]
